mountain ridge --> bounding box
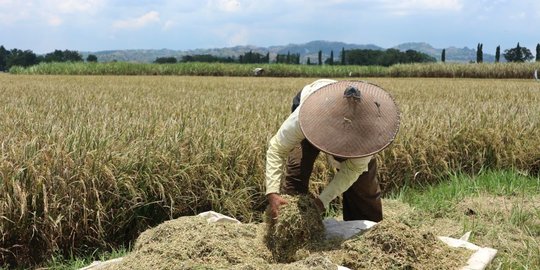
[81,41,496,63]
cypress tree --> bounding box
[480,43,483,63]
[441,49,446,63]
[249,50,254,63]
[0,45,8,71]
[318,50,322,65]
[307,57,311,65]
[329,50,334,65]
[536,43,540,62]
[341,47,346,65]
[495,46,500,63]
[516,43,523,61]
[476,43,483,63]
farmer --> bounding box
[265,79,400,222]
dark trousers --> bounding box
[281,139,383,222]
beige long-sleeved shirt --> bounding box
[265,79,372,209]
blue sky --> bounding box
[1,0,539,54]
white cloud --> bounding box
[53,0,105,13]
[163,20,175,31]
[113,11,160,30]
[0,0,104,25]
[208,0,241,12]
[0,1,33,24]
[47,15,63,26]
[227,27,249,46]
[381,0,463,15]
[509,12,526,19]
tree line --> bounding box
[155,48,436,66]
[441,43,540,63]
[0,45,99,71]
[155,51,297,64]
[2,43,539,72]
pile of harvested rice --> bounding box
[105,199,472,270]
[106,216,271,269]
[326,218,472,269]
[264,194,325,262]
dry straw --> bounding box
[330,219,471,269]
[264,194,324,262]
[105,198,470,269]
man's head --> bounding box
[298,80,400,158]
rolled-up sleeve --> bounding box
[318,155,372,208]
[265,110,305,195]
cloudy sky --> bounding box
[1,0,539,54]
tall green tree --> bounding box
[64,50,83,62]
[342,48,434,66]
[536,43,540,62]
[0,45,10,71]
[182,54,234,63]
[318,50,322,65]
[441,49,446,63]
[154,57,177,64]
[504,43,533,62]
[341,47,346,65]
[476,43,483,63]
[275,53,299,64]
[7,49,38,67]
[307,57,311,65]
[329,50,334,65]
[495,46,500,63]
[246,50,253,63]
[86,54,98,62]
[44,49,83,62]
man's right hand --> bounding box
[267,193,288,219]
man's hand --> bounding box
[267,193,288,219]
[313,196,325,213]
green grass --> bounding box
[390,170,540,269]
[393,170,540,214]
[39,247,128,270]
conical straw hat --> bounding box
[299,81,400,158]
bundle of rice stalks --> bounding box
[264,194,325,263]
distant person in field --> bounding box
[265,79,400,222]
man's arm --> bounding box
[265,110,305,218]
[318,156,372,209]
[265,109,304,194]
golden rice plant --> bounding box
[0,74,538,267]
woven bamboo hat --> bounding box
[298,81,400,158]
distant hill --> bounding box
[81,41,496,63]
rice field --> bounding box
[0,74,539,267]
